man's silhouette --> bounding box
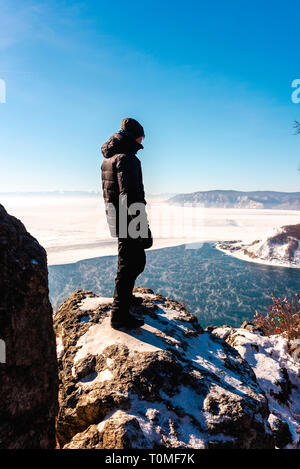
[101,118,152,329]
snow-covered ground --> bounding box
[216,224,300,269]
[56,290,300,448]
[2,195,300,265]
[213,327,300,448]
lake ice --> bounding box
[2,195,300,266]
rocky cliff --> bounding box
[0,204,58,449]
[54,288,285,449]
[1,204,299,450]
[212,325,300,448]
[217,223,300,268]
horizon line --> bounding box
[1,189,300,195]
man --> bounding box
[101,118,152,329]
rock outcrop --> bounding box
[0,204,58,449]
[54,288,275,449]
[212,326,300,448]
[216,223,300,268]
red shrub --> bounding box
[253,294,300,340]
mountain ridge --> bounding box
[167,190,300,209]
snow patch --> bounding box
[216,225,300,268]
[212,327,300,448]
[74,317,163,363]
[99,369,113,382]
[135,292,157,300]
[106,357,114,368]
[78,296,113,311]
[56,337,64,359]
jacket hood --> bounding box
[101,131,143,159]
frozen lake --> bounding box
[2,194,299,326]
[1,195,300,265]
[48,243,300,327]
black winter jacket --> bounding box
[101,131,147,237]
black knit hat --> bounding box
[120,117,145,139]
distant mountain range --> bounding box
[0,191,177,199]
[3,190,300,209]
[167,190,300,209]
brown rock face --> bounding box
[0,204,58,449]
[282,223,300,240]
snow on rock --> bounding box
[54,288,276,449]
[78,296,113,311]
[74,317,163,362]
[56,337,65,359]
[216,223,300,268]
[212,327,300,448]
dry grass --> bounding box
[253,294,300,340]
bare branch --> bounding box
[294,120,300,135]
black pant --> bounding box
[112,238,146,318]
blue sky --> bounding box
[0,0,299,194]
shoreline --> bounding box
[215,242,300,269]
[47,238,193,266]
[48,239,300,270]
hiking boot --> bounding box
[111,313,144,330]
[131,295,144,306]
